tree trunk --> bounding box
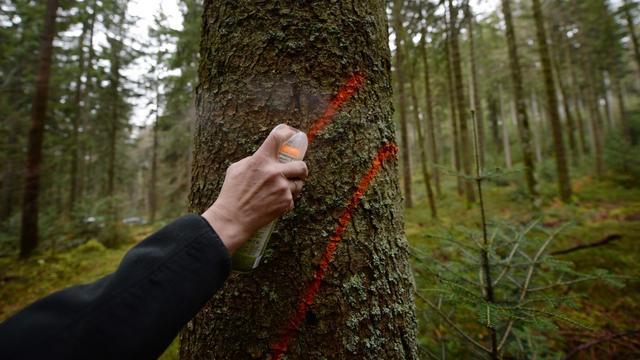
[550,28,579,165]
[613,67,631,143]
[69,11,89,214]
[501,0,539,202]
[532,0,572,202]
[20,0,59,257]
[149,84,159,223]
[466,3,485,169]
[487,91,502,155]
[500,86,513,169]
[180,1,418,359]
[393,0,413,209]
[407,38,437,218]
[623,0,640,80]
[444,31,463,197]
[585,68,605,178]
[419,19,441,196]
[449,0,475,204]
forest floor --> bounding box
[407,169,640,357]
[0,166,638,358]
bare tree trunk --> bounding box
[623,0,640,80]
[500,86,513,169]
[444,31,463,197]
[69,11,90,214]
[393,0,413,208]
[501,0,539,202]
[585,68,605,177]
[419,15,441,196]
[149,84,159,223]
[180,1,418,358]
[20,0,59,257]
[466,3,485,169]
[532,0,572,202]
[449,0,475,204]
[407,38,437,218]
[613,67,631,143]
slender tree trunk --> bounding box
[149,83,159,223]
[393,0,413,208]
[530,93,543,163]
[623,0,640,80]
[532,0,571,202]
[419,20,441,196]
[585,68,605,177]
[550,29,578,165]
[449,0,475,204]
[487,91,502,156]
[501,0,539,202]
[567,47,589,156]
[180,1,418,358]
[500,86,513,169]
[466,3,485,169]
[20,0,59,257]
[613,67,631,143]
[601,72,614,131]
[78,6,96,202]
[407,39,437,218]
[69,13,89,214]
[444,32,463,197]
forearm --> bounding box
[0,214,231,359]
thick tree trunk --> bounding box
[393,0,413,209]
[419,21,441,196]
[501,0,539,202]
[180,1,418,359]
[20,0,59,257]
[449,0,475,204]
[407,39,437,218]
[532,0,571,202]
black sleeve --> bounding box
[0,214,231,360]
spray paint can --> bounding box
[232,127,308,272]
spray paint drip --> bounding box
[270,142,398,360]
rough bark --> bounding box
[501,0,539,201]
[449,0,475,204]
[20,0,59,257]
[532,0,572,202]
[180,1,418,359]
[419,18,441,196]
[407,38,437,218]
[392,0,413,209]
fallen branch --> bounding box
[551,234,622,256]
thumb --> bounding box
[255,124,295,158]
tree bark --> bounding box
[449,0,475,204]
[392,0,413,209]
[501,0,539,202]
[20,0,59,257]
[532,0,572,202]
[180,1,418,358]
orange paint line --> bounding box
[270,142,398,359]
[306,72,365,144]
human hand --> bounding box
[202,124,308,253]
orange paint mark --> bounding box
[270,142,398,359]
[306,72,365,143]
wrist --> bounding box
[201,202,250,254]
